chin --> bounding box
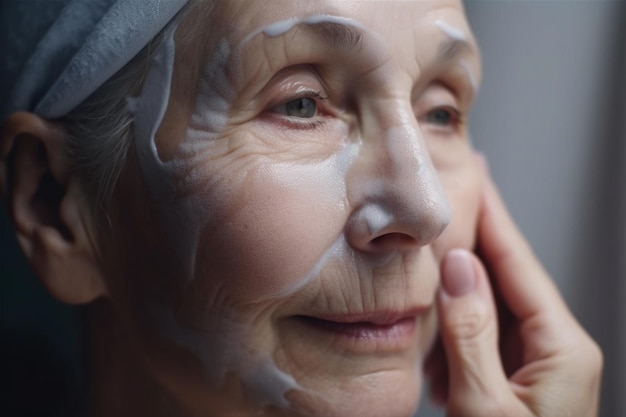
[266,326,430,417]
[281,369,423,417]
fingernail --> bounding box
[441,249,476,297]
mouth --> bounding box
[293,309,428,353]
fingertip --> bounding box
[441,249,476,298]
[437,249,497,354]
[436,251,509,413]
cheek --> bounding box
[177,135,355,309]
[194,164,347,303]
[431,163,481,260]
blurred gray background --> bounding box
[418,1,625,416]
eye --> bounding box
[272,91,327,119]
[277,97,317,118]
[424,106,461,127]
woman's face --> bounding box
[104,1,481,416]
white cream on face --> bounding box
[359,204,394,236]
[150,307,300,408]
[436,19,478,93]
[129,15,372,410]
[347,104,451,246]
[130,10,454,413]
[242,14,365,43]
[130,21,302,409]
[435,19,467,41]
[187,39,233,138]
[128,23,200,283]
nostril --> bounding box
[346,198,450,254]
[369,233,417,252]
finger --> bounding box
[476,158,567,320]
[437,249,522,416]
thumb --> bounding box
[437,249,519,416]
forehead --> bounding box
[183,0,476,62]
[225,0,468,35]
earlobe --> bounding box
[0,111,107,304]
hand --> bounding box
[425,159,603,417]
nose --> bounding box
[345,104,451,254]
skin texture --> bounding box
[98,1,483,416]
[0,1,602,417]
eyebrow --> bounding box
[302,21,365,52]
[437,38,474,63]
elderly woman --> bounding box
[0,1,602,416]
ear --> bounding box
[0,111,107,304]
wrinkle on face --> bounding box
[124,1,481,414]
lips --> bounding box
[294,308,428,352]
[300,315,416,337]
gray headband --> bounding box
[1,0,188,121]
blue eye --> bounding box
[425,107,461,127]
[285,98,316,118]
[273,92,326,119]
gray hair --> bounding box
[62,37,162,215]
[62,0,205,216]
[61,0,224,223]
